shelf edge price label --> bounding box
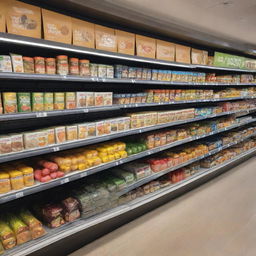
[80,172,87,178]
[36,112,47,118]
[15,192,24,199]
[53,146,60,152]
[61,178,69,184]
[83,109,89,113]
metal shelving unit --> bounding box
[4,145,256,256]
[0,33,256,73]
[1,118,255,204]
[0,108,255,163]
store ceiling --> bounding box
[32,0,256,56]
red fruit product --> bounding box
[56,171,65,178]
[41,168,50,176]
[40,175,51,183]
[50,172,57,179]
[34,170,42,181]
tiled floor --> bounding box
[70,156,256,256]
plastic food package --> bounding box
[55,126,66,143]
[8,215,32,245]
[65,92,76,109]
[54,92,65,110]
[0,55,13,72]
[20,209,46,239]
[0,221,16,250]
[17,92,31,112]
[66,125,78,141]
[3,92,17,114]
[11,134,24,152]
[76,92,87,108]
[44,93,54,111]
[0,136,12,154]
[32,93,44,112]
[0,241,4,254]
[61,197,81,222]
[0,172,11,194]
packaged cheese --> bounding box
[175,44,191,64]
[3,92,17,113]
[32,92,44,112]
[6,0,41,38]
[42,9,72,44]
[54,92,65,110]
[76,92,87,108]
[65,92,76,109]
[66,125,78,141]
[115,29,135,55]
[17,92,31,112]
[136,35,156,59]
[0,55,12,72]
[156,40,175,61]
[95,25,117,52]
[44,92,54,111]
[55,126,66,143]
[72,18,95,48]
[78,123,88,140]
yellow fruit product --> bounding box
[108,154,115,162]
[119,150,128,158]
[0,172,11,194]
[8,170,24,190]
[19,166,34,187]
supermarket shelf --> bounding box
[0,118,255,204]
[4,146,256,256]
[117,131,256,196]
[0,33,255,73]
[1,98,256,121]
[0,108,255,164]
[0,72,256,86]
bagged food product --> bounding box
[87,123,96,137]
[54,92,65,110]
[55,126,66,144]
[0,172,11,194]
[45,58,56,74]
[44,93,54,111]
[76,92,87,108]
[40,204,65,228]
[66,125,78,141]
[23,57,35,73]
[78,123,88,140]
[0,55,13,72]
[34,57,45,74]
[8,215,31,245]
[0,221,16,250]
[24,132,40,149]
[61,197,80,222]
[65,92,76,109]
[3,92,17,114]
[10,53,24,73]
[0,136,12,154]
[0,241,4,254]
[95,92,104,106]
[19,209,46,239]
[111,169,135,184]
[17,92,31,112]
[11,134,24,152]
[32,92,44,112]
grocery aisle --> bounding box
[70,156,256,256]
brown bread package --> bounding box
[42,9,72,44]
[175,44,191,64]
[72,18,95,48]
[95,25,117,52]
[156,40,175,61]
[136,35,156,59]
[6,0,41,38]
[191,48,203,64]
[116,29,135,55]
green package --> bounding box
[44,92,54,111]
[17,92,31,112]
[32,92,44,112]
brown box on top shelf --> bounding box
[72,18,95,48]
[6,0,41,38]
[115,29,135,55]
[191,49,203,64]
[175,44,191,64]
[202,50,209,65]
[95,25,117,52]
[136,35,156,59]
[42,9,72,44]
[0,1,7,32]
[156,40,175,61]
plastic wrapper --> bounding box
[8,215,32,245]
[19,210,46,239]
[61,197,81,222]
[63,209,80,223]
[0,242,4,255]
[111,169,135,184]
[0,221,16,250]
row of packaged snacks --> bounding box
[0,115,253,194]
[1,133,254,253]
[3,54,256,83]
[1,102,255,155]
[113,88,256,105]
[0,92,113,114]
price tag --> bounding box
[15,192,24,199]
[131,79,135,83]
[119,159,123,164]
[135,103,138,107]
[83,109,89,113]
[139,129,142,133]
[36,112,47,118]
[80,172,87,178]
[147,151,152,155]
[53,146,60,152]
[115,162,119,166]
[61,178,69,184]
[102,78,106,82]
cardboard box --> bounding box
[115,29,135,55]
[95,25,117,52]
[191,48,203,64]
[6,0,41,38]
[175,44,191,64]
[72,18,95,48]
[156,40,175,61]
[136,35,156,59]
[202,50,208,65]
[42,9,72,44]
[0,1,7,32]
